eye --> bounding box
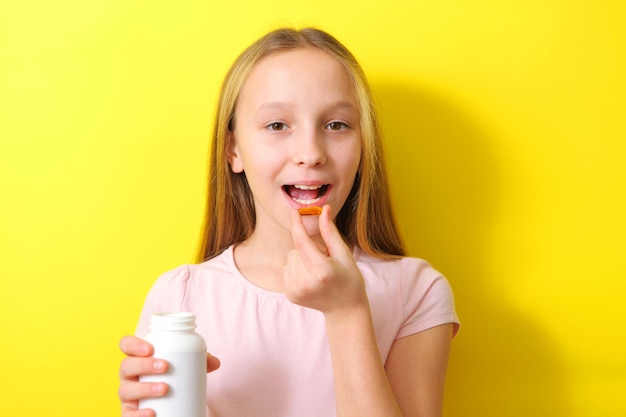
[267,122,288,132]
[326,121,349,131]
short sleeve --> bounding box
[135,265,192,337]
[396,258,460,339]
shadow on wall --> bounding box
[374,83,571,417]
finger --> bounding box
[122,409,156,417]
[289,209,324,256]
[120,356,168,380]
[121,406,156,417]
[120,335,153,357]
[207,353,221,373]
[318,205,351,258]
[118,380,168,402]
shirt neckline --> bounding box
[224,244,363,299]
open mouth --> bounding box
[283,184,329,205]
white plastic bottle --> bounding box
[139,312,207,417]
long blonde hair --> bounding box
[196,27,405,262]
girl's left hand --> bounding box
[283,205,368,315]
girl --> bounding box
[118,27,459,417]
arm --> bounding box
[285,206,398,416]
[324,303,402,417]
[324,308,453,417]
[286,206,454,417]
[385,324,454,417]
[285,206,455,416]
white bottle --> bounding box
[139,312,207,417]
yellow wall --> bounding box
[1,1,624,416]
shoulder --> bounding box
[162,245,235,281]
[146,247,237,306]
[355,247,440,287]
[355,248,460,337]
[135,247,237,336]
[359,252,450,309]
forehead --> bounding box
[254,46,346,73]
[237,47,357,108]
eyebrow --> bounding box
[328,101,358,112]
[255,101,291,115]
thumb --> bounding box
[318,205,350,258]
[207,353,221,373]
[289,207,311,248]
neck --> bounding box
[232,229,293,293]
[233,223,330,293]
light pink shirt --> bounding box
[136,245,459,417]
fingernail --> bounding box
[152,383,165,394]
[153,360,165,371]
[139,343,150,354]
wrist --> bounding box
[323,300,374,335]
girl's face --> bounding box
[229,47,362,238]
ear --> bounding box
[227,131,244,173]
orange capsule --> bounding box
[298,206,322,216]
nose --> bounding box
[291,128,327,167]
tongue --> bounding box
[287,186,319,200]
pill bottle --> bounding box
[139,312,207,417]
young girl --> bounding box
[118,27,459,417]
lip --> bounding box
[282,182,331,208]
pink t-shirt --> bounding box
[136,245,459,417]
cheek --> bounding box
[342,143,362,175]
[240,150,283,187]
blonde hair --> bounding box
[196,27,405,262]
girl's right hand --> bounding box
[118,335,168,417]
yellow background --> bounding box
[1,1,624,416]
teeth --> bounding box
[292,197,321,205]
[293,184,323,190]
[285,184,327,205]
